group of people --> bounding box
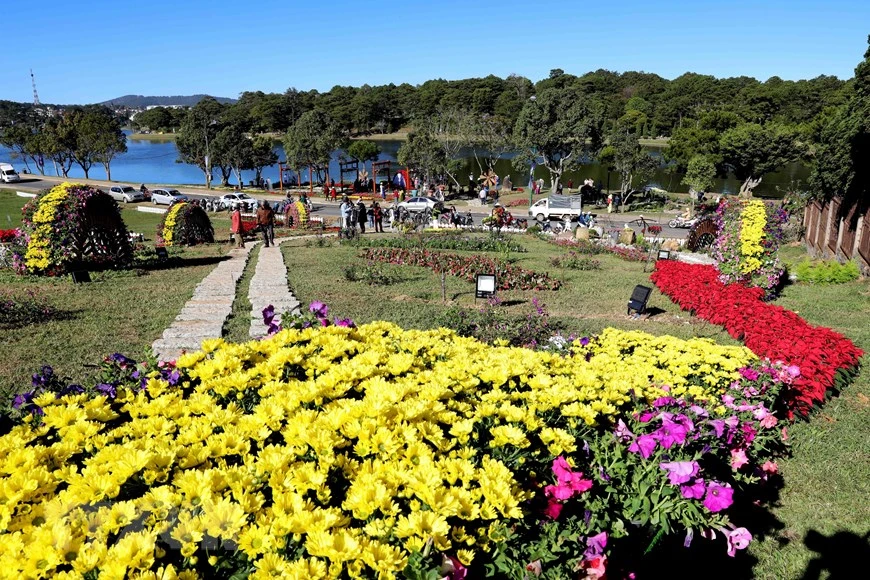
[339,197,384,234]
[229,200,276,249]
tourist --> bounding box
[607,193,613,213]
[357,200,368,234]
[330,186,337,201]
[257,201,275,247]
[339,197,352,229]
[557,181,564,195]
[567,179,574,190]
[479,185,488,205]
[372,202,384,233]
[231,207,244,248]
[614,193,621,213]
[367,202,375,229]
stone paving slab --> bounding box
[152,242,258,361]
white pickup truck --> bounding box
[528,195,584,221]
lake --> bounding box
[0,132,809,197]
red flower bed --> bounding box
[651,260,862,415]
[0,229,19,243]
[361,247,562,291]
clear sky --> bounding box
[1,0,868,104]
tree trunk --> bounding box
[234,166,244,188]
[204,168,212,189]
[52,160,59,176]
[738,177,762,199]
[104,162,112,181]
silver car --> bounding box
[397,196,444,213]
[151,188,189,205]
[108,185,144,203]
[218,193,258,211]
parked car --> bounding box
[151,188,189,205]
[397,196,444,213]
[0,163,20,183]
[108,185,144,203]
[218,193,258,211]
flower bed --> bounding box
[554,238,648,262]
[15,183,133,275]
[651,260,863,414]
[1,321,784,579]
[156,202,214,246]
[349,232,527,253]
[361,247,561,290]
[0,228,19,243]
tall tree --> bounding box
[248,136,278,187]
[469,115,513,175]
[810,36,870,204]
[513,88,604,193]
[397,131,447,186]
[682,155,717,216]
[176,97,225,188]
[417,108,474,188]
[82,107,127,181]
[346,140,381,185]
[211,123,250,187]
[283,110,345,185]
[598,129,659,208]
[718,122,803,196]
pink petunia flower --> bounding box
[628,434,657,458]
[680,478,706,499]
[703,481,734,512]
[762,461,778,474]
[760,415,778,429]
[726,527,752,557]
[731,448,749,469]
[660,461,700,484]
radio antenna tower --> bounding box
[30,69,41,106]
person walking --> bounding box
[479,185,488,206]
[372,201,384,233]
[257,200,275,247]
[231,207,245,248]
[357,200,368,234]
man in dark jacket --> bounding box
[256,200,275,247]
[356,200,368,234]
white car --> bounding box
[397,196,444,213]
[0,163,20,183]
[108,186,144,203]
[151,188,189,205]
[218,193,257,211]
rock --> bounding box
[575,227,590,241]
[662,239,681,252]
[618,229,636,245]
[556,231,575,242]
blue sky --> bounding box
[1,0,868,104]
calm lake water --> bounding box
[0,132,808,197]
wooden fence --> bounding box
[804,197,870,273]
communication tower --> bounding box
[30,69,40,106]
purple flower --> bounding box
[628,434,657,459]
[95,383,117,399]
[308,300,329,318]
[584,532,607,559]
[680,478,706,499]
[637,411,656,423]
[334,317,356,328]
[739,367,760,381]
[579,336,590,347]
[653,396,675,408]
[167,370,180,386]
[708,419,726,438]
[655,421,688,449]
[785,365,801,378]
[703,481,734,512]
[684,528,694,548]
[660,461,700,484]
[613,419,634,441]
[12,392,32,409]
[726,527,752,557]
[689,405,709,418]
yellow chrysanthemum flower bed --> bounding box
[160,202,186,246]
[0,324,752,579]
[739,200,767,274]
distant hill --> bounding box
[100,94,236,107]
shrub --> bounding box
[794,259,860,284]
[349,232,527,253]
[550,251,602,270]
[436,297,566,348]
[0,289,59,330]
[343,262,404,285]
[156,202,214,246]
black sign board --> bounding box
[71,270,91,284]
[155,246,169,260]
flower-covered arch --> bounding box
[17,182,133,275]
[156,202,214,246]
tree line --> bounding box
[1,50,866,199]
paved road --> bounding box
[9,176,688,239]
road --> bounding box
[8,175,688,239]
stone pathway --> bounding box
[151,243,258,361]
[153,233,336,361]
[248,241,300,339]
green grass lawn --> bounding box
[280,233,869,578]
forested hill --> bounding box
[100,94,236,107]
